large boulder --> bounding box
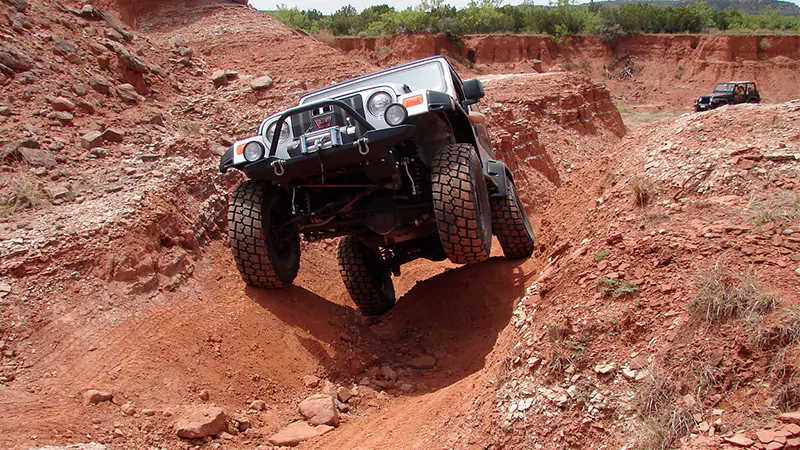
[174,405,227,439]
[0,44,34,72]
[298,394,338,426]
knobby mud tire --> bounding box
[491,177,535,259]
[228,181,300,288]
[337,236,396,316]
[431,143,492,264]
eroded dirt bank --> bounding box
[0,1,624,449]
[331,33,800,109]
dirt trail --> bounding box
[2,2,799,450]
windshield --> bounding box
[303,62,447,103]
[713,83,734,93]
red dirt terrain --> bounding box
[1,1,799,450]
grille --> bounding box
[291,94,365,138]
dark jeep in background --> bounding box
[695,81,760,111]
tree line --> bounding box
[268,0,800,41]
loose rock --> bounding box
[250,75,274,91]
[50,97,76,112]
[120,402,135,416]
[19,148,56,168]
[250,399,267,411]
[89,76,111,95]
[83,389,113,405]
[0,44,34,72]
[594,363,617,375]
[302,375,320,388]
[175,405,227,439]
[268,421,320,447]
[723,435,756,447]
[336,386,352,403]
[211,70,229,87]
[298,394,339,426]
[116,84,144,103]
[81,131,104,149]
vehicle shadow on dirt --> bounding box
[248,255,539,390]
[377,256,537,390]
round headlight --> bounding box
[266,122,289,143]
[367,91,393,117]
[243,141,264,162]
[384,103,408,126]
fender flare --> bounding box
[485,160,512,198]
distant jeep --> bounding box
[695,81,760,111]
[219,57,535,315]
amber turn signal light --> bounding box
[402,95,424,108]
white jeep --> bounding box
[219,56,535,315]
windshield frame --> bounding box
[300,57,453,105]
[713,83,734,93]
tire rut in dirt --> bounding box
[431,143,492,265]
[337,236,396,316]
[228,180,300,288]
[491,177,535,259]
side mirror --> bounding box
[462,79,485,106]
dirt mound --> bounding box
[486,101,800,449]
[331,33,800,110]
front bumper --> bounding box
[239,125,415,183]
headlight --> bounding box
[266,122,289,143]
[384,104,408,126]
[243,141,264,162]
[367,91,393,117]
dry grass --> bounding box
[750,190,800,225]
[631,177,653,207]
[635,369,694,450]
[753,306,800,351]
[691,263,778,324]
[0,171,46,217]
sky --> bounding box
[250,0,800,14]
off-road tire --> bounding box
[431,143,492,264]
[337,236,396,316]
[228,181,300,288]
[491,177,535,259]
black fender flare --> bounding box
[485,160,512,198]
[427,90,479,151]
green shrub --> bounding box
[265,1,800,38]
